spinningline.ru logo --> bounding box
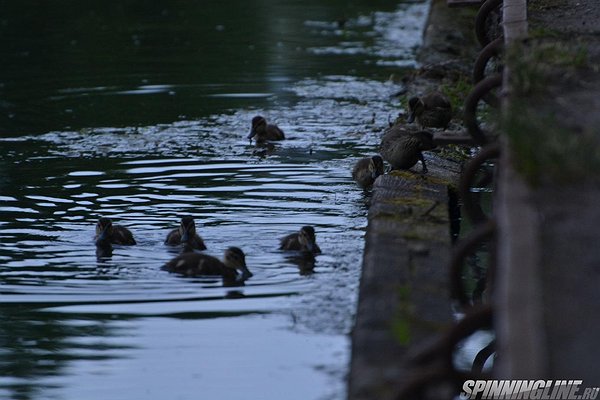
[461,380,599,400]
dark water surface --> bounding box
[0,1,430,399]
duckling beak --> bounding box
[247,129,257,140]
[407,111,416,123]
[181,231,190,243]
[97,228,108,241]
[95,226,111,247]
[239,265,253,280]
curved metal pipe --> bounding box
[458,143,501,224]
[464,74,503,145]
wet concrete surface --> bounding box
[347,1,479,397]
[348,158,461,400]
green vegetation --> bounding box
[507,40,589,96]
[528,26,562,39]
[440,75,472,114]
[502,40,599,184]
[503,101,600,185]
[391,283,449,345]
[391,285,413,345]
[528,0,565,11]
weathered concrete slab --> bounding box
[348,157,460,400]
[348,0,479,397]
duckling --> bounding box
[165,216,206,250]
[94,217,136,245]
[280,226,322,254]
[162,246,253,286]
[379,127,436,173]
[247,115,285,143]
[95,231,113,259]
[352,155,384,189]
[407,91,452,130]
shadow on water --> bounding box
[0,305,134,400]
[0,0,431,399]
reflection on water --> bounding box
[0,0,430,399]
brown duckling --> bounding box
[94,217,136,246]
[162,246,253,286]
[352,155,384,189]
[247,115,285,143]
[280,226,322,254]
[165,216,206,250]
[407,91,452,130]
[379,127,436,173]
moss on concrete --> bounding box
[389,170,453,187]
[503,101,600,185]
[507,40,589,96]
[503,41,599,184]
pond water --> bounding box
[0,1,430,399]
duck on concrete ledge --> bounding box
[407,91,452,130]
[162,246,253,286]
[165,216,207,250]
[380,127,436,174]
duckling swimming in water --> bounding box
[162,246,253,286]
[94,217,136,245]
[280,226,322,254]
[247,115,285,143]
[165,216,206,250]
[95,230,113,259]
[407,91,452,130]
[352,155,384,189]
[379,127,436,173]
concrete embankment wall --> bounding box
[349,0,600,397]
[347,1,480,398]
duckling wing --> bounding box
[191,235,207,250]
[266,124,285,140]
[194,256,224,275]
[424,92,451,109]
[381,125,411,144]
[280,233,301,250]
[162,254,192,273]
[351,158,370,179]
[165,228,181,245]
[112,225,136,245]
[163,253,223,276]
[381,135,422,170]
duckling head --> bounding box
[298,226,319,253]
[95,218,113,254]
[223,246,253,280]
[96,218,113,240]
[178,216,197,243]
[369,155,385,180]
[407,96,424,123]
[248,115,267,140]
